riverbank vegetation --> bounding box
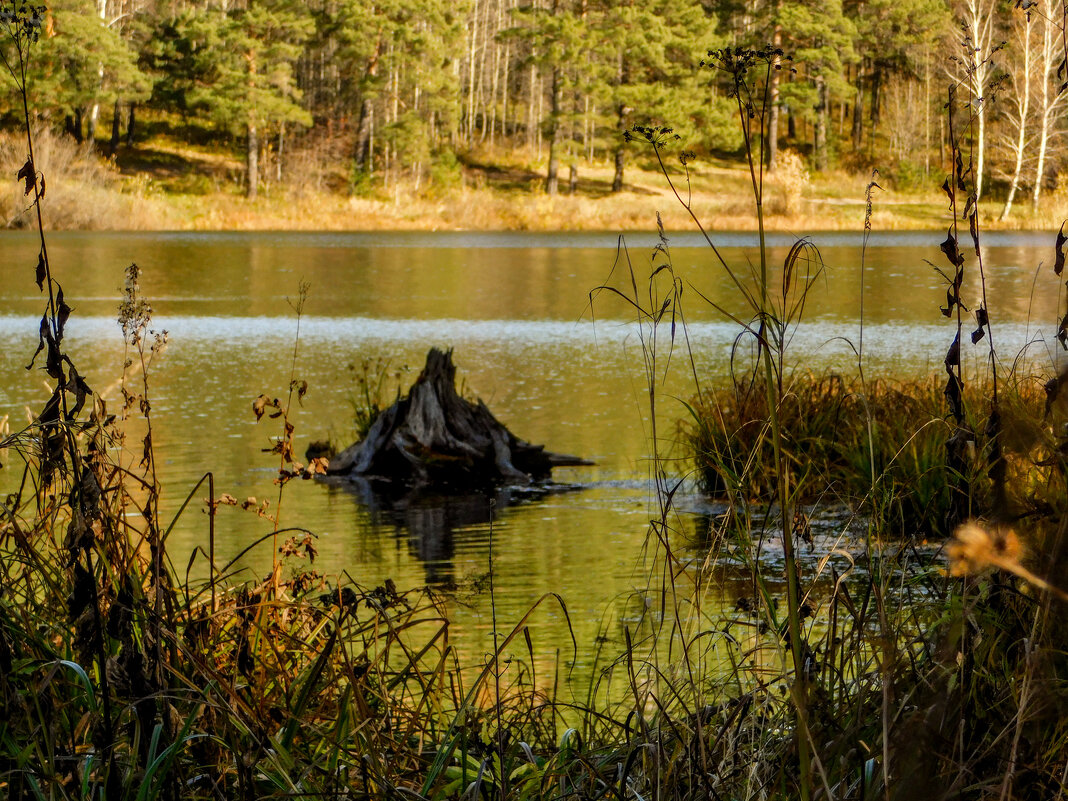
[0,125,994,232]
[4,0,1068,230]
[685,372,1066,540]
[5,5,1068,801]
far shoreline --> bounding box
[6,145,1067,235]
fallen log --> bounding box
[327,347,592,487]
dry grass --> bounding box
[0,128,175,230]
[133,178,953,232]
[0,127,1051,232]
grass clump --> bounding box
[684,373,1068,540]
[606,44,1068,801]
[0,127,170,229]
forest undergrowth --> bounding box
[3,4,1068,800]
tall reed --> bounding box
[601,36,1068,801]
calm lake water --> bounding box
[1,230,1064,689]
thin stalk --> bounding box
[2,14,118,790]
[732,56,812,801]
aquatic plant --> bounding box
[599,37,1068,801]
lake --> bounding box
[0,229,1063,689]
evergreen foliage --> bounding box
[0,0,1062,211]
[1,0,149,141]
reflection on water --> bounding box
[324,477,587,585]
[0,230,1060,687]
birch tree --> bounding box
[998,5,1033,220]
[1029,0,1067,207]
[948,0,999,201]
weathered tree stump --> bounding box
[327,348,591,487]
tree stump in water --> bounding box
[328,348,591,487]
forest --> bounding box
[2,0,1064,224]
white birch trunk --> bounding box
[466,1,479,141]
[1000,12,1032,221]
[1032,0,1066,206]
[948,0,997,200]
[87,0,108,146]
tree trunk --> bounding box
[957,0,995,201]
[767,27,781,171]
[527,61,537,151]
[353,40,382,176]
[109,99,121,156]
[612,103,628,192]
[1034,115,1051,206]
[814,75,828,171]
[612,142,625,192]
[488,1,502,145]
[870,64,882,129]
[545,67,560,195]
[976,96,986,200]
[924,47,931,176]
[568,163,577,193]
[501,42,510,140]
[1000,14,1032,221]
[247,122,259,199]
[246,47,258,199]
[851,72,864,149]
[277,124,284,183]
[1033,0,1061,207]
[1034,107,1051,207]
[328,348,591,487]
[767,77,780,171]
[126,103,136,145]
[86,0,106,149]
[354,98,374,174]
[465,0,478,141]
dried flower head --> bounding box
[117,263,152,344]
[947,521,1068,602]
[947,520,1023,576]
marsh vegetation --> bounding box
[4,6,1068,801]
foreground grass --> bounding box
[7,297,1068,800]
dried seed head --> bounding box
[947,520,1024,576]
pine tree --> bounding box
[777,0,856,170]
[845,0,946,158]
[505,0,587,194]
[155,0,313,198]
[12,0,149,142]
[588,0,718,192]
[327,0,463,188]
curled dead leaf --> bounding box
[252,394,273,421]
[16,157,34,195]
[1056,222,1067,276]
